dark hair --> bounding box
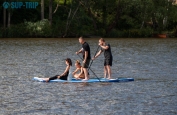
[65,58,72,66]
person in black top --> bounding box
[41,58,72,82]
[76,37,91,80]
[92,38,113,79]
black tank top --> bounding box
[60,71,69,80]
[65,71,69,76]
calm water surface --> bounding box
[0,38,177,115]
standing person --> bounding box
[76,37,91,80]
[42,58,72,82]
[92,38,113,79]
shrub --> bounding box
[1,20,53,38]
[24,19,52,37]
[6,23,28,38]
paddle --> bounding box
[77,54,101,82]
[88,46,100,72]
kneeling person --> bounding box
[72,60,85,79]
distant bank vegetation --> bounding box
[0,0,177,38]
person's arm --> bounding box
[92,50,102,60]
[83,51,88,63]
[72,68,79,75]
[60,65,70,76]
[76,48,83,54]
[100,44,109,50]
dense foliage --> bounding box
[1,0,177,38]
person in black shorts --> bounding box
[76,37,91,80]
[92,38,113,79]
[42,58,72,82]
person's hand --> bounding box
[76,52,79,55]
[83,60,86,63]
[98,42,102,46]
[92,57,95,60]
[98,42,100,46]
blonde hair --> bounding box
[99,38,105,42]
[75,60,81,65]
[79,36,84,40]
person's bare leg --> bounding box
[79,74,85,79]
[106,65,112,79]
[42,78,49,82]
[73,74,80,79]
[104,66,107,78]
[73,74,77,78]
[83,68,89,80]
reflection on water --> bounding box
[0,38,177,114]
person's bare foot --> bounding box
[57,76,60,79]
[75,77,81,80]
[82,79,89,81]
[104,75,106,79]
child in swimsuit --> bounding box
[72,60,85,79]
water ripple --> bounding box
[0,38,177,115]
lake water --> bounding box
[0,38,177,115]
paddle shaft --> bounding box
[77,54,101,82]
[88,46,100,71]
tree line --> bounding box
[0,0,177,38]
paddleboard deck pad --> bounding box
[33,77,134,83]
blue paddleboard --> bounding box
[33,77,134,83]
